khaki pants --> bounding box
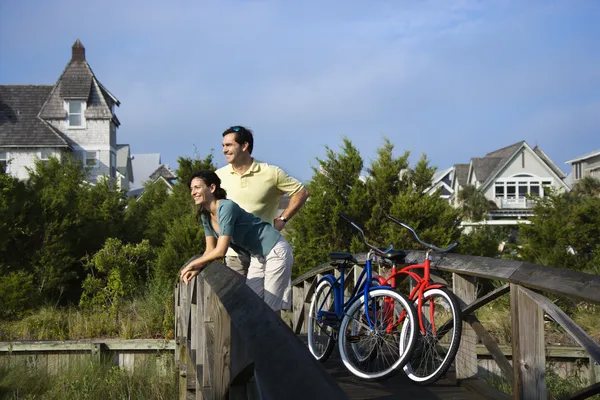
[246,237,293,312]
[225,252,251,277]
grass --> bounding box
[0,356,176,400]
[0,286,174,341]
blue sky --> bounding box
[1,0,599,181]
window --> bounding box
[67,101,85,128]
[86,151,98,167]
[110,151,116,178]
[0,151,7,172]
[40,149,53,163]
[530,182,540,196]
[494,183,504,198]
[575,163,582,180]
[506,182,516,199]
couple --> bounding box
[180,126,309,314]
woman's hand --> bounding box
[180,264,202,284]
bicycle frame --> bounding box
[376,251,445,334]
[316,255,393,331]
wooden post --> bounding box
[453,273,478,380]
[195,277,204,400]
[510,284,546,400]
[302,280,311,335]
[292,284,305,334]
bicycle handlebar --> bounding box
[385,214,458,253]
[337,212,392,256]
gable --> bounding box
[482,143,569,191]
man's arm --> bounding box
[273,187,309,231]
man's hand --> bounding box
[273,218,286,231]
[180,264,201,284]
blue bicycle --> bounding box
[307,213,418,380]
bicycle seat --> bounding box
[377,248,407,263]
[328,252,356,262]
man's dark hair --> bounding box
[222,126,254,154]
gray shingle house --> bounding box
[566,150,600,184]
[0,40,132,187]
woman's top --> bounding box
[201,199,282,257]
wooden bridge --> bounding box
[175,252,600,399]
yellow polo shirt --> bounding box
[215,160,304,225]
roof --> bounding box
[565,150,600,164]
[130,153,162,190]
[533,146,566,179]
[485,141,525,159]
[149,164,176,181]
[39,40,118,122]
[431,166,453,185]
[471,157,503,182]
[116,144,133,182]
[0,85,70,147]
[453,164,469,186]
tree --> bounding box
[364,138,410,246]
[408,153,436,193]
[572,176,600,197]
[457,184,494,221]
[518,191,600,273]
[288,138,366,277]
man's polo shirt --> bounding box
[215,160,304,225]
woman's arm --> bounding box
[180,235,232,283]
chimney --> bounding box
[72,39,85,62]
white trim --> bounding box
[0,150,9,172]
[71,144,115,152]
[65,100,87,129]
[85,150,99,167]
[38,148,54,161]
[565,150,600,164]
[460,219,531,227]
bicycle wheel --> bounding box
[307,280,336,362]
[399,287,462,385]
[338,289,418,380]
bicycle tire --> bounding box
[338,288,418,380]
[307,280,336,362]
[400,287,462,385]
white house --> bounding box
[449,141,570,221]
[0,40,132,188]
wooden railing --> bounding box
[175,259,348,400]
[292,251,600,400]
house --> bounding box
[425,166,454,201]
[450,141,570,221]
[0,40,132,187]
[565,150,600,184]
[128,153,176,198]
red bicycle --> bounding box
[373,214,463,385]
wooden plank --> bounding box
[207,286,230,399]
[229,324,253,400]
[462,284,510,316]
[510,284,546,400]
[565,382,600,400]
[195,276,205,399]
[453,273,478,379]
[200,261,349,399]
[466,316,513,383]
[461,378,512,400]
[292,284,305,334]
[518,286,600,366]
[202,279,212,389]
[0,339,175,353]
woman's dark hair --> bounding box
[222,125,254,154]
[188,170,227,216]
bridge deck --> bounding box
[299,336,493,400]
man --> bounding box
[215,125,309,310]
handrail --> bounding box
[293,251,600,305]
[175,260,348,400]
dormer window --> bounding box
[67,100,85,128]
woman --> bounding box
[179,170,293,313]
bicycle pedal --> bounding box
[317,311,339,325]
